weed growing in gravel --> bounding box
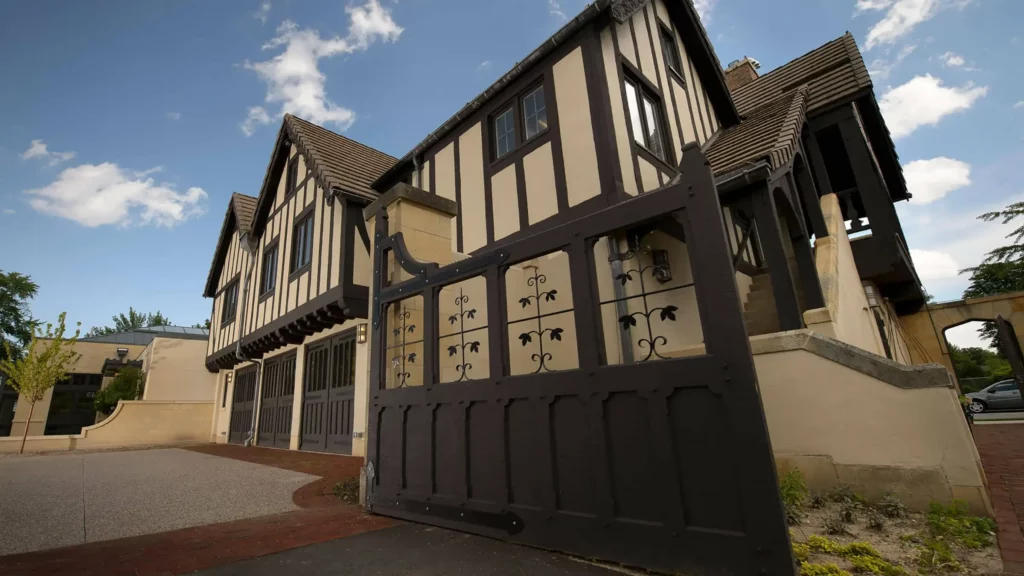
[781,469,809,525]
[332,478,360,504]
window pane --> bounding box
[643,96,665,160]
[661,32,680,71]
[495,108,515,158]
[523,86,547,140]
[624,81,644,148]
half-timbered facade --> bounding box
[204,115,393,453]
[204,0,931,498]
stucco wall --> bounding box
[752,332,989,514]
[805,194,888,357]
[10,339,148,437]
[141,337,217,402]
[0,401,213,454]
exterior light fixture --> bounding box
[357,323,368,344]
[116,348,129,359]
[652,249,672,283]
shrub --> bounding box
[781,469,810,525]
[830,486,867,506]
[332,478,360,504]
[878,493,907,519]
[810,493,828,509]
[793,541,811,564]
[866,511,886,531]
[925,500,996,549]
[800,563,851,576]
[849,554,907,575]
[807,535,844,555]
[839,501,859,523]
[94,366,145,415]
[915,538,963,574]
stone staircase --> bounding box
[744,273,780,336]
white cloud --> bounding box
[21,139,76,166]
[253,1,271,24]
[903,157,971,203]
[940,51,964,67]
[868,43,917,80]
[910,248,960,279]
[863,0,976,49]
[879,74,987,138]
[242,0,402,135]
[241,106,272,137]
[692,0,715,23]
[2,209,14,215]
[548,0,567,21]
[855,0,894,12]
[166,111,182,121]
[24,162,207,228]
[1015,101,1024,109]
[477,60,491,71]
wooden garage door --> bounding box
[258,351,296,449]
[301,331,357,454]
[228,365,258,445]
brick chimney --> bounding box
[724,57,760,92]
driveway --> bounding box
[0,447,314,556]
[196,523,621,576]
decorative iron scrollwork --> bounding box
[605,239,692,362]
[514,266,566,373]
[445,289,482,382]
[385,307,420,388]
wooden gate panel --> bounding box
[258,352,295,448]
[301,342,330,452]
[229,365,257,445]
[366,147,795,574]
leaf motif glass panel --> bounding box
[594,231,705,365]
[438,276,490,383]
[505,251,579,375]
[384,295,424,388]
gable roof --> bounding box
[705,87,808,177]
[250,114,396,237]
[726,33,907,201]
[372,0,739,191]
[731,33,870,117]
[203,192,258,298]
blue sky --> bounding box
[1,0,1020,347]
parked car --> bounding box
[966,379,1024,413]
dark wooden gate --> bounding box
[258,351,296,448]
[365,147,795,575]
[228,365,258,445]
[996,316,1024,383]
[301,331,357,454]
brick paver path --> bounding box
[974,423,1024,575]
[0,445,396,576]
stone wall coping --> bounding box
[926,290,1024,311]
[751,329,953,390]
[363,182,458,221]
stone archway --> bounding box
[899,291,1024,389]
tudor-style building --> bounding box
[203,115,392,453]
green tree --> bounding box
[948,344,1012,392]
[0,270,39,363]
[94,366,145,415]
[192,319,211,330]
[975,201,1024,265]
[87,307,172,337]
[0,313,81,454]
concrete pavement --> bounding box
[0,447,314,556]
[196,523,623,576]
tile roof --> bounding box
[284,114,396,202]
[730,33,871,117]
[705,87,809,177]
[231,192,257,234]
[203,192,257,298]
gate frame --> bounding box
[364,146,795,574]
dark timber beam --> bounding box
[793,154,829,240]
[752,184,803,331]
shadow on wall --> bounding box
[0,401,213,455]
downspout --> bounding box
[235,232,264,447]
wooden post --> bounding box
[752,184,803,331]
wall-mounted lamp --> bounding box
[116,347,129,359]
[652,249,672,284]
[357,323,368,344]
